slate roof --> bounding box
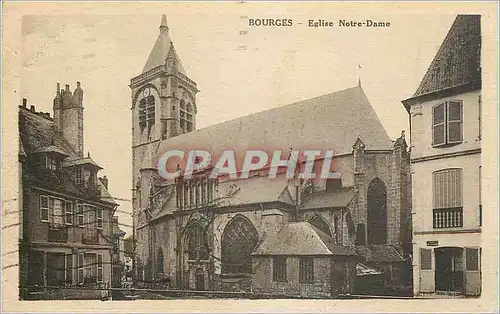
[113,217,126,236]
[32,145,69,157]
[216,175,294,207]
[19,139,27,157]
[19,106,117,205]
[142,15,187,75]
[356,244,406,263]
[301,188,356,210]
[63,156,103,169]
[154,85,393,170]
[19,107,76,156]
[404,15,481,108]
[252,221,356,256]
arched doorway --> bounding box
[221,215,258,275]
[367,178,387,244]
[180,222,209,290]
[435,247,464,293]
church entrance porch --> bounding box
[434,247,463,293]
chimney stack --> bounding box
[30,105,35,112]
[99,175,109,189]
[22,98,27,108]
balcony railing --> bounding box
[433,207,463,228]
[48,227,68,243]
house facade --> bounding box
[131,15,412,297]
[402,15,482,296]
[111,215,126,288]
[19,83,119,300]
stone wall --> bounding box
[252,256,332,298]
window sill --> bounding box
[432,141,463,149]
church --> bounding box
[131,15,412,297]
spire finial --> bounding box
[357,64,362,87]
[159,14,169,32]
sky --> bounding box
[21,12,457,236]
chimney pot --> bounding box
[100,175,109,189]
[30,105,35,112]
[22,98,27,107]
[65,84,70,91]
[77,81,81,89]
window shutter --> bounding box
[420,248,432,270]
[447,101,463,143]
[433,169,463,209]
[432,103,446,146]
[465,248,479,271]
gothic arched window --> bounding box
[221,215,258,275]
[187,224,208,260]
[156,249,164,275]
[308,214,333,238]
[367,178,388,244]
[180,99,194,133]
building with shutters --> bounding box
[18,83,120,300]
[401,15,482,297]
[131,15,412,297]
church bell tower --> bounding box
[130,14,199,182]
[131,14,198,148]
[130,15,199,267]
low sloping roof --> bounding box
[216,175,294,208]
[301,188,356,210]
[253,222,356,256]
[356,245,406,263]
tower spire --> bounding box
[159,14,169,32]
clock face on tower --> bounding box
[143,87,151,98]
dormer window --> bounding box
[73,168,83,185]
[34,146,68,171]
[45,155,59,170]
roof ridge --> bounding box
[167,85,365,141]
